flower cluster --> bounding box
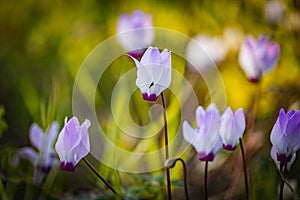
[183,104,246,161]
[13,116,91,184]
[13,122,59,184]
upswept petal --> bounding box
[220,107,235,145]
[152,64,171,88]
[278,108,288,133]
[13,147,38,167]
[148,47,161,64]
[29,123,44,151]
[55,117,81,162]
[196,106,205,128]
[286,111,300,150]
[262,42,280,73]
[74,119,91,165]
[182,121,197,145]
[140,46,153,65]
[47,121,59,146]
[160,49,171,67]
[239,37,259,80]
[270,119,288,155]
[234,108,246,134]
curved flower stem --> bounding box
[239,138,249,200]
[166,158,190,200]
[204,161,208,200]
[82,157,124,200]
[161,93,172,200]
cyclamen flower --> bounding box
[271,146,296,174]
[183,104,222,161]
[13,122,59,184]
[186,34,228,73]
[219,107,246,151]
[129,46,171,102]
[238,34,280,83]
[117,10,154,58]
[270,109,300,162]
[55,117,91,172]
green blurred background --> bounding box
[1,0,300,199]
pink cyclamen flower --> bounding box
[238,34,280,83]
[55,117,91,172]
[12,122,59,185]
[219,107,246,151]
[271,146,295,174]
[270,109,300,162]
[117,10,154,58]
[128,46,171,102]
[183,104,222,161]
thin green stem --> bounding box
[161,93,172,200]
[239,138,249,200]
[166,158,190,200]
[82,157,124,200]
[204,161,208,200]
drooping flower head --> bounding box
[219,107,246,151]
[12,121,59,185]
[183,104,222,162]
[129,46,171,102]
[239,34,280,83]
[117,10,154,58]
[55,116,91,172]
[270,109,300,163]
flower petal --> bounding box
[286,111,300,151]
[182,121,197,145]
[29,123,44,151]
[74,119,91,166]
[55,117,81,162]
[13,147,38,167]
[160,49,171,67]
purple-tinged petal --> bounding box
[196,106,205,128]
[47,121,59,146]
[148,47,161,65]
[13,147,38,167]
[140,46,153,65]
[286,111,300,150]
[73,119,91,166]
[160,49,171,67]
[55,117,81,163]
[270,119,289,155]
[29,123,44,151]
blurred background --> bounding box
[1,0,300,199]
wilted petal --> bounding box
[29,123,44,151]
